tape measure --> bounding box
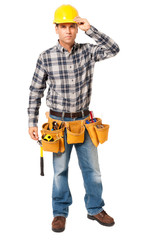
[43,134,54,142]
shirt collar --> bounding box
[56,40,78,53]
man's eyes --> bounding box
[61,25,75,28]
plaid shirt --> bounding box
[28,25,119,127]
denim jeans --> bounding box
[50,113,105,218]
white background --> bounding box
[0,0,153,239]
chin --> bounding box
[65,39,74,44]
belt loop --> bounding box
[81,110,85,118]
[62,112,65,121]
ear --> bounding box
[55,25,58,34]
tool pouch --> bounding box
[85,118,102,147]
[94,124,109,144]
[48,117,66,153]
[66,120,85,144]
[41,122,65,153]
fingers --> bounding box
[73,17,90,31]
[74,16,86,24]
[29,127,39,141]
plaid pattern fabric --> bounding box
[28,25,119,127]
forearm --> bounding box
[28,89,44,127]
[28,54,48,127]
[86,25,119,53]
[85,25,120,60]
[74,17,119,56]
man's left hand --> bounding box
[73,17,90,32]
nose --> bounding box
[66,27,71,34]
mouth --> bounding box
[65,36,72,38]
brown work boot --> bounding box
[52,216,66,232]
[87,210,115,227]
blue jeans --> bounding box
[50,113,105,218]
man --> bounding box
[28,4,120,232]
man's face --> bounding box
[55,23,78,45]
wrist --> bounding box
[85,25,95,36]
[85,25,91,32]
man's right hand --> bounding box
[29,127,39,140]
[73,17,90,32]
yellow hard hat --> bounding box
[53,5,78,24]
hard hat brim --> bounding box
[53,19,77,24]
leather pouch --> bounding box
[41,122,65,153]
[85,118,102,147]
[66,120,85,144]
[94,124,109,144]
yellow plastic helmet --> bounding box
[53,5,78,24]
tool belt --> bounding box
[40,113,109,153]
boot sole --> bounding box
[52,227,65,233]
[87,214,115,227]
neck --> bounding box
[59,40,74,53]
